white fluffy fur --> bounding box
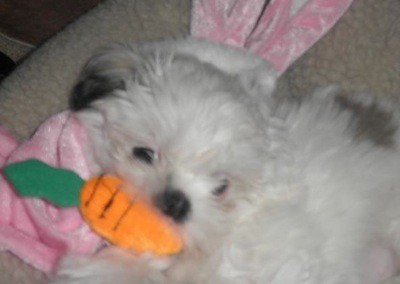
[54,38,400,283]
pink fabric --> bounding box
[0,127,18,165]
[191,0,354,74]
[0,112,102,273]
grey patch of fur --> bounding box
[335,95,397,148]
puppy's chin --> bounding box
[183,214,230,255]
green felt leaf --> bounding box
[3,159,84,207]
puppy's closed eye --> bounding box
[213,179,229,198]
[133,147,156,164]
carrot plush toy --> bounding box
[81,175,183,255]
[3,159,183,256]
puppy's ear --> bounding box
[71,74,126,111]
[70,46,137,110]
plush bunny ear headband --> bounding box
[0,0,353,274]
[191,0,353,74]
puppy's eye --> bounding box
[213,179,229,197]
[132,147,155,164]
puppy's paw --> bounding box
[271,252,318,284]
[52,247,170,284]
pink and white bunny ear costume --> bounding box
[191,0,354,74]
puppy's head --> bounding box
[71,40,275,253]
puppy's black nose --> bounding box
[155,189,190,223]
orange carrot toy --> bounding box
[80,175,183,256]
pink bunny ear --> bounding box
[191,0,267,46]
[191,0,354,74]
[246,0,354,73]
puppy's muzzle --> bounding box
[155,189,191,223]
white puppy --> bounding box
[55,38,400,284]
